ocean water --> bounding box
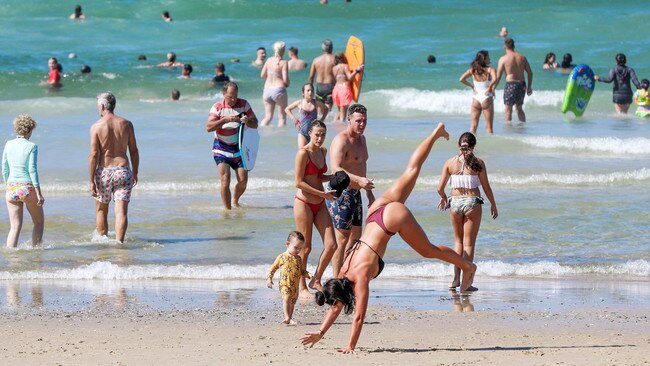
[0,0,648,292]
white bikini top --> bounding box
[449,156,481,189]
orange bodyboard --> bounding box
[345,35,364,102]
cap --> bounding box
[329,171,350,198]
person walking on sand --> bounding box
[300,123,477,354]
[490,37,533,123]
[308,39,336,116]
[327,104,375,279]
[286,83,329,148]
[3,115,45,248]
[267,231,311,325]
[89,92,139,243]
[331,52,364,122]
[459,50,496,134]
[437,132,497,291]
[206,82,258,210]
[595,53,641,114]
[260,41,290,127]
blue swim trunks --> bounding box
[326,186,363,230]
[214,155,244,170]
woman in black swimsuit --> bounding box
[300,123,476,354]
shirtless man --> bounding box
[158,52,184,68]
[308,39,336,115]
[326,104,375,277]
[89,92,139,243]
[288,47,307,70]
[490,37,533,123]
[252,47,266,68]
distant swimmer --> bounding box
[252,47,266,68]
[81,65,92,74]
[2,115,45,248]
[288,47,308,70]
[89,92,140,244]
[162,10,173,22]
[490,37,533,123]
[171,89,180,101]
[137,54,147,61]
[556,53,575,74]
[542,52,558,69]
[40,57,62,88]
[499,26,508,38]
[459,50,496,134]
[595,53,641,114]
[157,52,184,67]
[205,82,258,210]
[427,54,436,64]
[180,64,193,79]
[69,5,85,20]
[211,63,230,87]
[260,41,290,126]
[308,39,336,116]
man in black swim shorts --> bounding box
[309,39,336,114]
[491,37,533,123]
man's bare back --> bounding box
[499,51,530,82]
[90,114,136,168]
[309,53,335,84]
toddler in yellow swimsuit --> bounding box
[267,231,310,325]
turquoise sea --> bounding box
[0,0,648,310]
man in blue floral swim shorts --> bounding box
[326,104,375,277]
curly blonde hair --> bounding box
[13,114,37,136]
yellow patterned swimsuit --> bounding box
[267,252,310,304]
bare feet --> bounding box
[460,262,477,292]
[282,319,297,326]
[308,277,323,292]
[433,122,450,141]
[448,279,460,290]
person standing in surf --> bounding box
[595,53,641,114]
[286,83,329,148]
[437,132,497,291]
[490,37,533,123]
[206,82,258,210]
[459,50,496,134]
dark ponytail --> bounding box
[458,132,482,173]
[314,278,355,315]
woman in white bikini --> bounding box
[260,41,290,126]
[459,50,496,134]
[437,132,497,291]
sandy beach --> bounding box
[1,281,648,365]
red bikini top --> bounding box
[304,150,327,176]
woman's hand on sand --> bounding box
[300,332,323,347]
[337,347,356,354]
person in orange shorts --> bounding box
[331,52,363,122]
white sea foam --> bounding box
[1,260,647,280]
[366,88,564,115]
[509,136,650,155]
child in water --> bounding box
[266,231,310,325]
[634,79,650,117]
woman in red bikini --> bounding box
[293,120,338,296]
[300,123,477,354]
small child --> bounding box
[267,231,310,325]
[634,79,650,118]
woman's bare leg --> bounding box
[483,100,494,134]
[277,92,288,127]
[469,101,481,134]
[293,200,314,295]
[5,200,23,248]
[375,123,449,207]
[260,99,275,126]
[388,203,476,291]
[449,211,465,288]
[308,205,338,291]
[24,193,44,246]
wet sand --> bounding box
[0,278,648,365]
